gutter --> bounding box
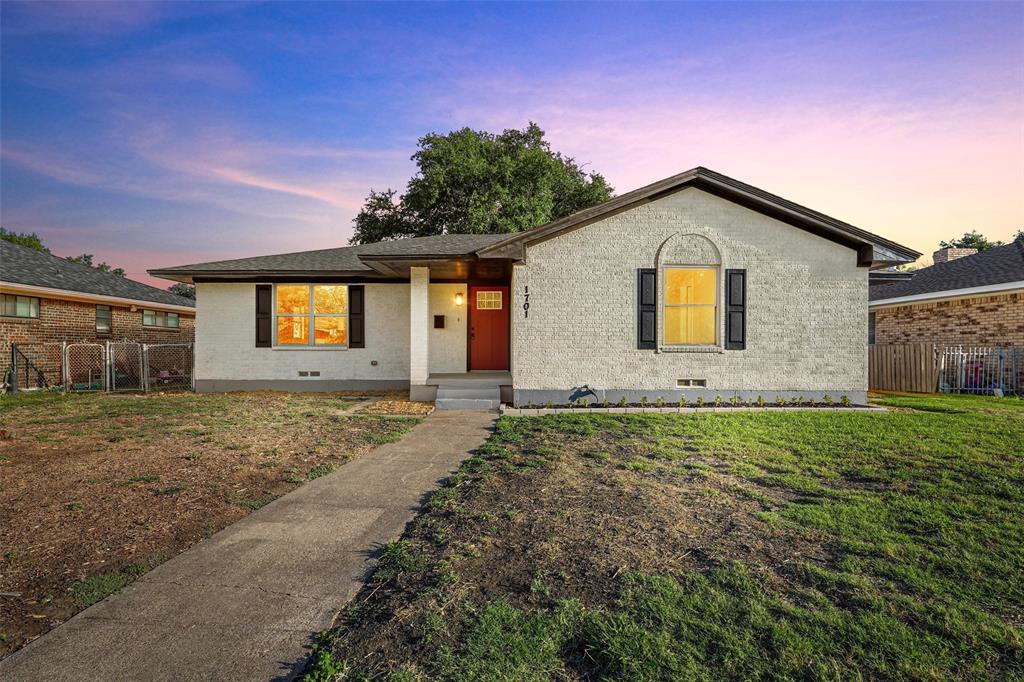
[0,281,195,313]
[869,280,1024,308]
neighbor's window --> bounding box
[476,291,502,309]
[275,284,347,347]
[96,305,112,334]
[1,294,40,319]
[143,309,180,328]
[663,267,717,345]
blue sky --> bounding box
[2,1,1022,286]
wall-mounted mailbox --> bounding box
[433,315,446,329]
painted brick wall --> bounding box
[873,291,1024,346]
[195,282,412,384]
[511,187,868,396]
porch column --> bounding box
[409,266,430,395]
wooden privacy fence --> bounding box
[869,343,940,393]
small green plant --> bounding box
[65,501,84,512]
[730,395,741,407]
[530,569,551,596]
[714,395,723,407]
[526,400,534,409]
[127,474,160,484]
[639,396,649,406]
[575,397,588,408]
[185,452,202,461]
[695,396,705,408]
[840,395,851,407]
[776,395,786,406]
[822,394,833,406]
[156,484,186,496]
[756,395,765,408]
[545,400,553,409]
[308,462,334,479]
[602,398,610,408]
[617,395,627,407]
[69,572,130,607]
[655,396,666,408]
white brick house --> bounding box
[150,167,919,407]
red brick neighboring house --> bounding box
[1,240,195,379]
[869,241,1024,346]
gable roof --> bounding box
[1,240,195,308]
[476,167,920,266]
[870,240,1024,304]
[149,167,920,282]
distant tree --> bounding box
[167,283,196,300]
[0,227,50,253]
[939,230,1003,252]
[1014,229,1024,243]
[66,254,126,277]
[351,122,613,244]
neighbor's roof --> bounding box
[1,240,195,308]
[870,240,1024,304]
[149,167,920,282]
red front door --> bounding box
[469,286,509,370]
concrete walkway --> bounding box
[0,410,496,682]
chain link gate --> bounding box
[63,343,107,392]
[108,341,144,391]
[144,343,194,392]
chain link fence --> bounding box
[6,342,193,394]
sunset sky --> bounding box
[2,1,1022,288]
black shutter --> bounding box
[637,269,656,349]
[725,269,746,350]
[349,285,365,348]
[255,285,272,348]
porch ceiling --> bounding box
[362,257,512,281]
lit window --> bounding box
[663,268,717,345]
[1,294,40,319]
[96,305,112,334]
[476,291,502,309]
[274,285,347,347]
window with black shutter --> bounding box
[255,285,272,347]
[724,269,746,350]
[349,285,365,348]
[637,268,656,349]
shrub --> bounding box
[695,396,705,408]
[840,395,851,407]
[655,397,666,408]
[822,394,833,406]
[639,396,649,406]
[617,396,628,407]
[714,395,723,407]
[756,395,765,408]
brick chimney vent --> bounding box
[933,247,978,264]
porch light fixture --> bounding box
[455,292,464,306]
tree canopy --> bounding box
[66,253,125,277]
[350,123,613,244]
[939,230,1005,252]
[167,283,196,299]
[1,227,50,253]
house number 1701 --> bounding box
[523,286,530,318]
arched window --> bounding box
[657,233,721,348]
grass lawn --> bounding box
[308,393,1023,681]
[0,390,420,657]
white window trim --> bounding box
[659,265,721,351]
[272,284,349,350]
[142,309,180,329]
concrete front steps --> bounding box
[435,385,501,411]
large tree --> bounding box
[350,123,613,244]
[167,283,196,300]
[939,230,1004,252]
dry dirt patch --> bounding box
[0,391,419,657]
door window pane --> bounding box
[277,316,309,345]
[476,291,502,309]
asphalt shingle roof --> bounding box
[149,233,512,275]
[1,240,195,308]
[869,240,1024,301]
